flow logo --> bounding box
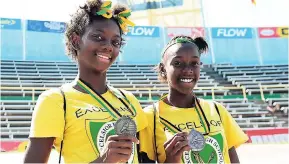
[127,26,160,37]
[212,28,253,38]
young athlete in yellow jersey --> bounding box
[24,0,166,163]
[144,36,248,163]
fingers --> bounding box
[174,144,191,158]
[164,132,188,147]
[99,135,137,163]
[109,146,132,155]
[176,132,189,138]
[174,146,191,159]
[104,140,135,163]
[165,132,188,152]
[109,148,132,162]
[107,135,139,144]
[107,140,133,150]
[164,132,191,159]
[171,140,189,155]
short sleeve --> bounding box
[216,102,248,149]
[29,89,65,140]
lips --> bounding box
[180,78,195,83]
[95,52,112,62]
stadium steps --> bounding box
[202,66,236,87]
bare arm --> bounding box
[24,137,55,163]
[229,147,240,163]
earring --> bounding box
[161,72,166,77]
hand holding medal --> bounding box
[164,128,206,163]
[96,117,137,163]
[77,79,138,163]
[161,97,209,163]
[97,117,137,163]
[164,132,191,163]
[187,129,206,152]
[96,134,139,163]
[115,116,137,137]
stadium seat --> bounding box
[1,60,288,140]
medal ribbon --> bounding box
[160,117,180,134]
[160,95,210,134]
[107,85,137,117]
[77,79,136,120]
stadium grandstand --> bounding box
[0,0,288,163]
[1,60,288,140]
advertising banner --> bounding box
[258,27,279,38]
[258,27,288,38]
[27,20,65,33]
[118,0,183,11]
[0,141,28,152]
[167,27,205,38]
[277,27,288,38]
[245,128,288,144]
[212,27,253,39]
[127,26,160,37]
[0,18,21,30]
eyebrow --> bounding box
[93,29,121,38]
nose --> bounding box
[101,41,113,53]
[182,65,194,74]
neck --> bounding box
[77,67,107,94]
[166,88,195,108]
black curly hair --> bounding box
[156,36,209,82]
[65,0,128,60]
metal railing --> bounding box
[0,86,248,102]
[259,84,289,101]
[3,84,287,102]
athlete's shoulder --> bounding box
[143,102,159,113]
[118,88,134,97]
[198,98,223,106]
[38,83,75,102]
[143,104,153,112]
[35,88,65,111]
[39,88,62,99]
[116,88,134,99]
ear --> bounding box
[159,63,166,73]
[70,32,81,51]
[159,63,167,77]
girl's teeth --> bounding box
[180,79,193,83]
[96,54,110,59]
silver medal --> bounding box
[114,116,137,136]
[187,129,206,152]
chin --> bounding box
[178,85,196,95]
[92,66,109,73]
[174,87,192,95]
[93,62,113,72]
[180,90,193,95]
